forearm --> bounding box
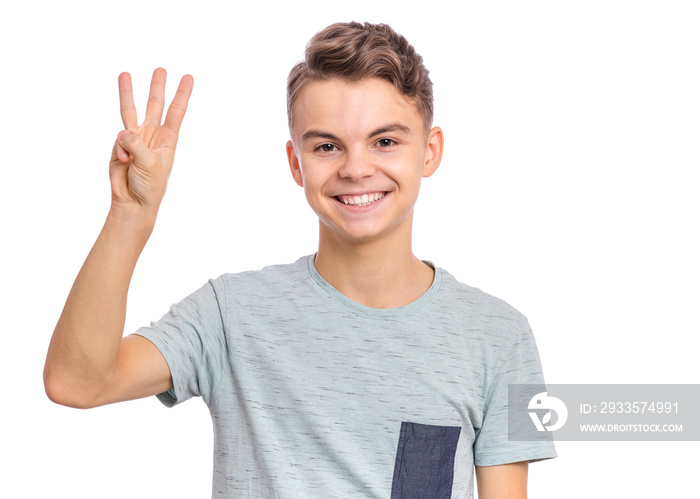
[44,206,156,407]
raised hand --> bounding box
[109,68,194,214]
[44,68,194,409]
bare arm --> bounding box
[44,69,193,408]
[475,461,529,499]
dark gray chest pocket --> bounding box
[391,422,461,499]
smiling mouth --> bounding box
[335,192,387,207]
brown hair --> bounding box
[287,22,433,134]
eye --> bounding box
[376,138,396,148]
[316,143,338,152]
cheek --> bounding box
[384,155,424,188]
[300,169,326,203]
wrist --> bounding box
[106,201,159,242]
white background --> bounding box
[2,1,698,497]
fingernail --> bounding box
[118,130,130,141]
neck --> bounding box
[314,216,434,309]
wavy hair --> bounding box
[287,22,433,134]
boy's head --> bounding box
[287,22,433,136]
[285,22,443,247]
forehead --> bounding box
[291,78,424,141]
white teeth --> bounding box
[338,192,385,206]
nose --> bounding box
[337,147,376,181]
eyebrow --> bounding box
[368,122,413,137]
[300,122,413,144]
[300,129,341,143]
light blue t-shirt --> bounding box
[135,255,555,498]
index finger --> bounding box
[118,72,139,130]
[163,74,194,134]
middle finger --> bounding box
[144,67,167,125]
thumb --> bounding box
[117,130,150,163]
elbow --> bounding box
[43,366,99,409]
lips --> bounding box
[335,192,387,207]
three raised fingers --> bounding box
[118,68,194,132]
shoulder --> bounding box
[433,269,547,392]
[431,268,532,351]
[216,255,310,284]
[435,269,529,327]
[211,255,314,302]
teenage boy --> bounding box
[45,22,555,498]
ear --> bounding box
[422,126,444,178]
[286,140,304,187]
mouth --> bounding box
[335,192,387,207]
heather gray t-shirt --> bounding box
[135,255,556,498]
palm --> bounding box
[109,69,193,209]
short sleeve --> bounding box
[132,278,228,408]
[473,324,557,466]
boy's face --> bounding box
[287,78,443,246]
